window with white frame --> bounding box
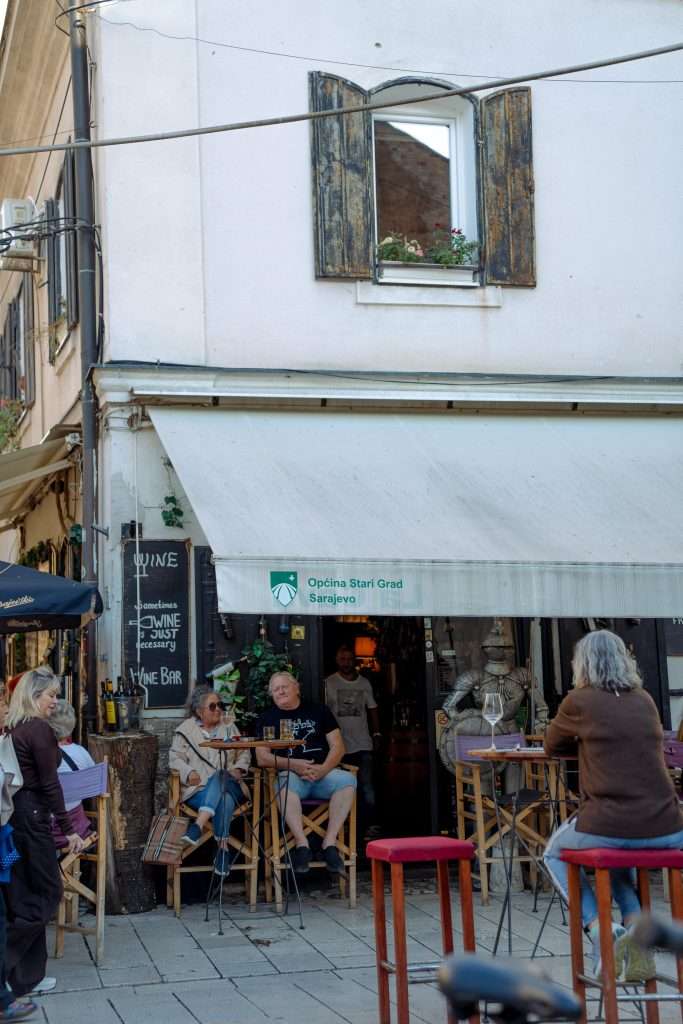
[372,88,478,265]
[310,73,536,288]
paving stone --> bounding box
[98,963,162,987]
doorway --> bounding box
[321,616,431,837]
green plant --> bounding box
[238,638,297,724]
[426,225,478,266]
[19,540,51,568]
[161,494,184,528]
[0,399,22,453]
[377,232,424,263]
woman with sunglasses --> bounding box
[169,685,251,876]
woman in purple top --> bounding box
[4,668,85,999]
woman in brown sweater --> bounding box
[544,630,683,982]
[4,668,85,998]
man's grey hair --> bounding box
[572,629,642,694]
[186,684,216,718]
[268,671,299,696]
[49,698,77,740]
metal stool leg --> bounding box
[567,862,588,1024]
[596,867,619,1024]
[391,862,410,1024]
[372,858,391,1024]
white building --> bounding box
[1,0,682,822]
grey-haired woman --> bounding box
[4,668,85,998]
[169,685,250,876]
[544,630,683,982]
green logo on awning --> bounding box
[270,571,298,607]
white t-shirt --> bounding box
[58,741,96,811]
[324,673,377,754]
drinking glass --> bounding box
[280,719,294,741]
[262,726,275,741]
[482,693,504,750]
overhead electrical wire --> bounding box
[98,14,683,85]
[0,40,680,162]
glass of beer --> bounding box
[262,726,275,741]
[280,719,294,741]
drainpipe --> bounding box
[69,10,98,733]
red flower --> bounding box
[434,222,442,228]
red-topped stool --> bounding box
[367,836,476,1024]
[561,847,683,1024]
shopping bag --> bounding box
[141,811,189,865]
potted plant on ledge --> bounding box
[377,224,479,287]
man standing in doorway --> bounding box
[325,645,381,839]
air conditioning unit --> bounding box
[0,198,35,257]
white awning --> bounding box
[0,439,71,523]
[150,407,683,617]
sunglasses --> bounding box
[205,701,226,711]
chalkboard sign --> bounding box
[122,540,190,709]
[664,619,683,658]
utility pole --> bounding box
[69,9,99,733]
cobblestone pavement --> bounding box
[34,871,678,1024]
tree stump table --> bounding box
[88,731,159,914]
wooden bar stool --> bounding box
[367,836,477,1024]
[560,847,683,1024]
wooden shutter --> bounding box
[0,315,9,400]
[482,88,536,287]
[23,273,35,407]
[63,151,79,327]
[309,72,373,279]
[8,300,19,401]
[45,197,59,363]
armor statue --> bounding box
[439,620,548,775]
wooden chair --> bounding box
[166,767,261,915]
[263,765,357,910]
[454,733,550,904]
[54,760,109,966]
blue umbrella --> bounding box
[0,560,103,633]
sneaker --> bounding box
[617,926,657,983]
[27,978,57,996]
[322,845,346,878]
[291,845,312,875]
[0,1000,38,1021]
[590,923,626,979]
[182,822,202,847]
[213,847,233,877]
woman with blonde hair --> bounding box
[4,668,85,998]
[544,630,683,983]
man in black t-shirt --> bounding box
[255,672,356,876]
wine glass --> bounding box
[482,693,504,751]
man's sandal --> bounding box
[0,1000,38,1021]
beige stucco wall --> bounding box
[0,0,83,558]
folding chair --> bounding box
[263,765,357,910]
[54,760,109,966]
[166,767,261,915]
[454,733,549,904]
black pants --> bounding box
[4,791,63,996]
[0,889,14,1010]
[342,750,377,834]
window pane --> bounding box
[374,120,451,253]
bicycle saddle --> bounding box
[439,953,582,1022]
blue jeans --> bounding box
[184,772,244,839]
[276,767,356,801]
[544,817,683,926]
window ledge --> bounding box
[356,280,502,309]
[54,330,76,375]
[378,261,480,287]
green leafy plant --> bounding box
[0,399,22,453]
[426,225,478,266]
[239,638,294,720]
[377,232,424,263]
[19,540,51,568]
[161,494,184,528]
